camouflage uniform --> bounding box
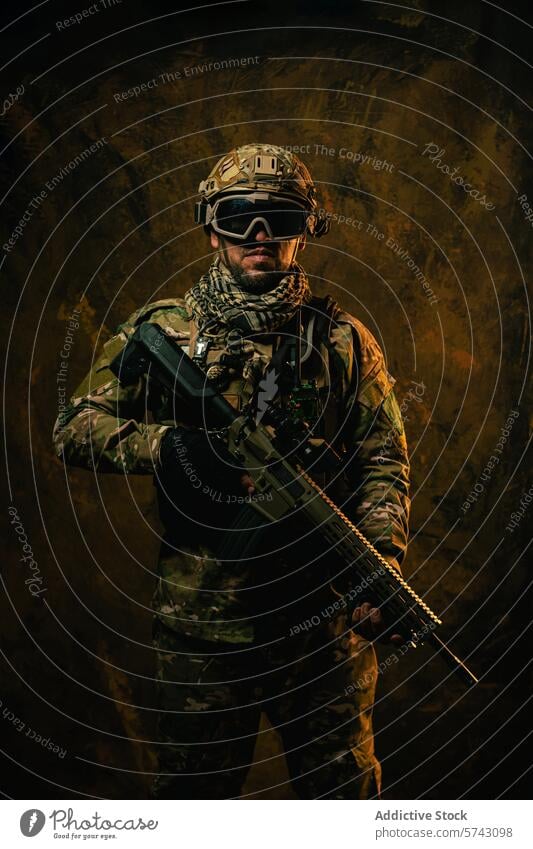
[53,293,410,799]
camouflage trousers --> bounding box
[152,614,382,800]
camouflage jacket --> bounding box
[53,295,410,643]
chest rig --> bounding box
[188,296,341,443]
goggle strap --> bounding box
[194,200,207,225]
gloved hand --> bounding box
[157,426,254,501]
[351,602,404,645]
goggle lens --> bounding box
[212,197,309,239]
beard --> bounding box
[228,263,286,294]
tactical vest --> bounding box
[129,294,346,448]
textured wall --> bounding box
[1,1,531,799]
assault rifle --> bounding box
[110,322,478,688]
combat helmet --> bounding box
[195,143,329,239]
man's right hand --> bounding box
[158,426,254,499]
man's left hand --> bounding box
[352,602,404,645]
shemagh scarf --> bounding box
[184,256,311,389]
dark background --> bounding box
[1,0,531,799]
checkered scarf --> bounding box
[185,256,311,338]
[184,257,311,388]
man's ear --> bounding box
[209,229,219,250]
[297,235,306,252]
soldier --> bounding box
[53,143,410,799]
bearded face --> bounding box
[209,225,305,293]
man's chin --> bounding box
[232,266,284,293]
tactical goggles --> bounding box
[205,192,313,241]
